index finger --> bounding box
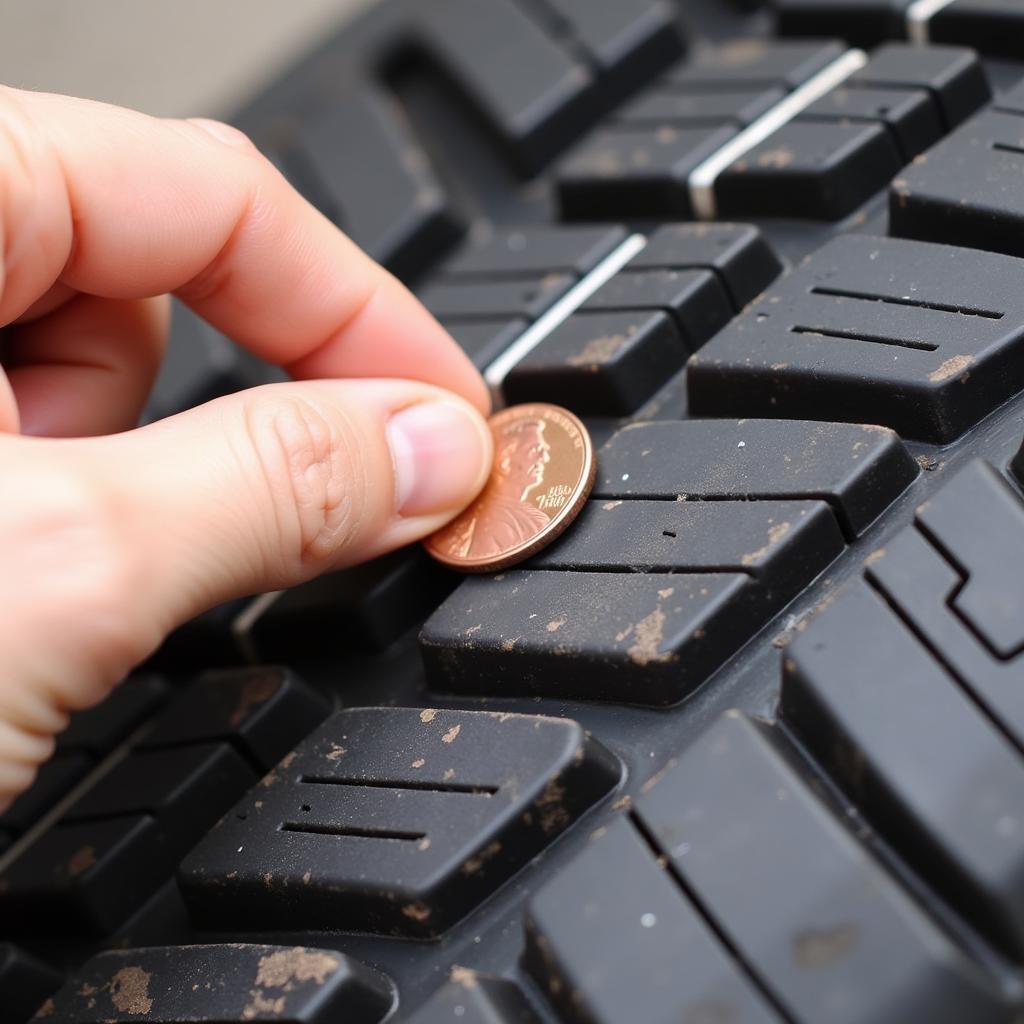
[0,88,488,413]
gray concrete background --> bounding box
[0,1,374,117]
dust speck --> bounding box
[793,923,859,969]
[928,354,973,383]
[450,965,478,989]
[627,607,673,667]
[402,902,432,923]
[109,967,153,1015]
[68,846,96,878]
[462,841,502,876]
[256,948,339,988]
[742,521,791,566]
[242,991,286,1018]
[864,548,886,567]
[756,147,794,169]
[566,334,626,367]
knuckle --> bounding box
[173,187,257,308]
[241,393,363,575]
[174,122,273,309]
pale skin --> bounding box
[0,87,495,811]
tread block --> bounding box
[419,275,574,321]
[410,0,684,173]
[666,39,847,89]
[784,578,1024,959]
[593,419,917,537]
[774,0,913,47]
[0,745,256,935]
[581,268,733,348]
[0,816,164,935]
[64,744,256,836]
[866,461,1024,729]
[440,225,628,279]
[524,815,780,1023]
[616,85,785,128]
[502,309,688,415]
[782,459,1024,958]
[557,124,736,220]
[274,88,462,280]
[775,2,1024,63]
[443,318,528,370]
[31,944,393,1023]
[911,462,1024,657]
[890,96,1024,259]
[0,753,92,836]
[798,86,942,161]
[847,44,991,131]
[0,669,326,934]
[688,234,1024,442]
[633,712,1007,1024]
[546,0,686,100]
[405,974,541,1023]
[421,570,749,705]
[136,667,330,772]
[178,709,619,937]
[716,120,901,221]
[144,600,249,672]
[581,268,734,350]
[411,0,595,173]
[528,497,842,574]
[627,223,784,310]
[57,675,168,757]
[235,550,459,657]
[421,453,847,703]
[930,0,1024,59]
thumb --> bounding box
[100,378,494,622]
[0,379,491,806]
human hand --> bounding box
[0,88,493,810]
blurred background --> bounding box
[0,0,375,117]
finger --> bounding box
[59,377,492,631]
[0,89,488,414]
[5,293,169,436]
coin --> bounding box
[424,403,596,573]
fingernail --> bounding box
[387,401,491,517]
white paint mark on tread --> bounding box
[484,233,648,399]
[687,48,869,221]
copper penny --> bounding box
[424,403,595,573]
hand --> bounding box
[0,88,493,810]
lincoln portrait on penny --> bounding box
[439,416,553,559]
